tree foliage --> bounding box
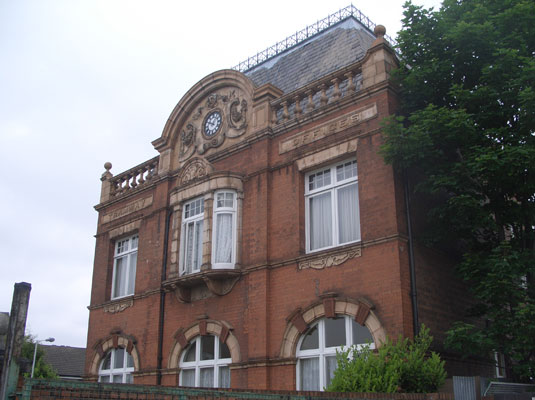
[381,0,535,381]
[21,336,58,379]
[327,326,446,393]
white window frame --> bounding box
[180,197,205,276]
[296,316,374,391]
[211,190,237,269]
[111,234,138,300]
[305,159,361,253]
[179,335,232,388]
[494,351,506,378]
[98,347,134,384]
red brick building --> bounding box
[85,6,484,391]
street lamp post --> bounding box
[31,337,55,378]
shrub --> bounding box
[327,325,446,393]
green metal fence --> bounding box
[21,379,454,400]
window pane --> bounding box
[215,213,233,264]
[185,222,195,272]
[131,235,138,250]
[101,352,111,370]
[325,317,346,347]
[200,367,214,387]
[219,366,230,388]
[300,358,320,390]
[352,320,373,345]
[126,352,134,368]
[113,257,127,297]
[219,341,231,359]
[201,336,215,360]
[300,325,319,350]
[184,342,196,362]
[125,373,133,384]
[309,169,331,191]
[127,252,137,294]
[194,220,203,270]
[113,348,125,368]
[100,375,110,383]
[309,192,332,250]
[336,160,357,181]
[181,369,195,387]
[338,183,360,244]
[112,374,123,383]
[325,355,338,388]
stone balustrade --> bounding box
[270,63,363,125]
[109,157,159,198]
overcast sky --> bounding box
[0,0,441,348]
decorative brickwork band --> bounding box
[355,301,371,325]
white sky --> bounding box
[0,0,441,348]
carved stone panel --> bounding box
[298,248,362,270]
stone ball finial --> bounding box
[104,162,112,171]
[374,25,386,37]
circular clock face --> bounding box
[204,111,222,137]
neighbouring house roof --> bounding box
[244,18,376,93]
[41,345,85,379]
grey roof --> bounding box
[244,17,376,94]
[42,345,85,378]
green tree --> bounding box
[381,0,535,381]
[21,336,58,379]
[327,326,446,393]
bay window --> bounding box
[305,159,361,253]
[212,191,236,269]
[180,197,205,275]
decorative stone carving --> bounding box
[179,123,197,161]
[177,158,211,186]
[175,88,250,163]
[103,298,133,313]
[228,98,248,132]
[298,248,362,270]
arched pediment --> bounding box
[153,70,255,172]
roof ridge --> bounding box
[231,4,396,73]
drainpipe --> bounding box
[156,208,173,385]
[404,171,420,337]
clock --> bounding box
[203,111,222,137]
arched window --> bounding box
[296,316,374,391]
[98,347,134,383]
[179,335,231,388]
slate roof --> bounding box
[41,345,85,378]
[244,18,376,94]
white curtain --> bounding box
[219,366,230,388]
[185,222,194,273]
[200,367,214,387]
[338,183,360,244]
[300,357,320,390]
[310,192,332,250]
[114,257,126,297]
[325,355,338,388]
[181,369,195,387]
[127,252,137,294]
[215,213,233,264]
[194,220,203,270]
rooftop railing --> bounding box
[232,4,396,72]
